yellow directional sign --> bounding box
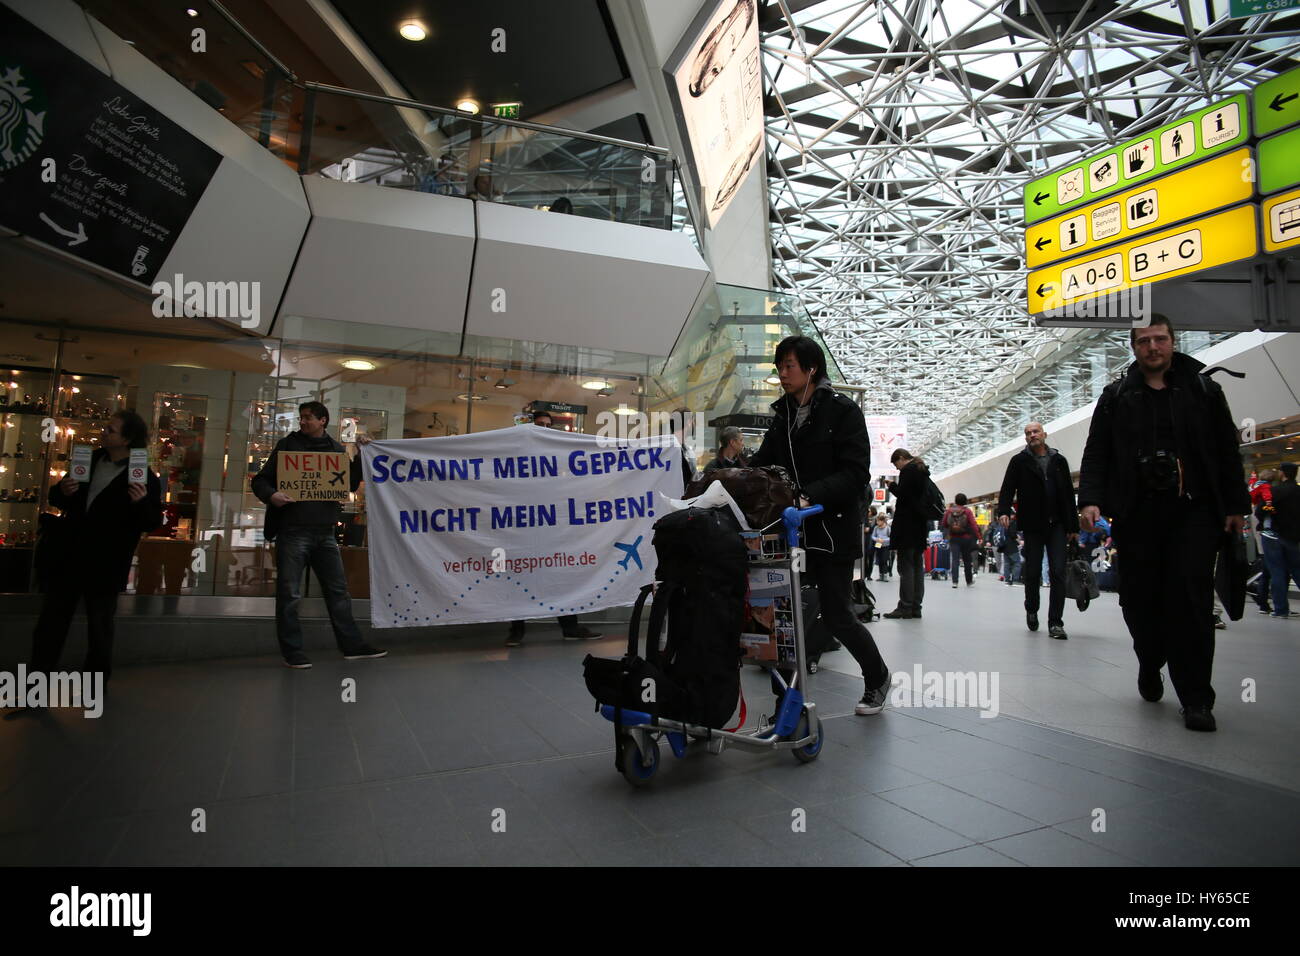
[1025,149,1253,268]
[1027,204,1257,315]
[1263,187,1300,253]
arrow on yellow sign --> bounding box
[1025,149,1254,269]
[1027,204,1257,316]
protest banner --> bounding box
[361,426,682,627]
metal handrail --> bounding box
[206,0,297,85]
[301,81,671,157]
[198,0,669,158]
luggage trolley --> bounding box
[599,504,825,787]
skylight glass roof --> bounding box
[762,0,1300,454]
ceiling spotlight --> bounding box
[342,359,375,371]
[186,8,199,17]
[582,380,609,391]
[399,21,427,41]
[494,377,515,390]
[597,386,613,398]
[457,98,480,114]
[613,405,638,416]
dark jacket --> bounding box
[886,458,931,551]
[997,446,1077,533]
[1078,352,1250,523]
[942,505,980,539]
[703,451,748,475]
[1272,479,1300,543]
[44,448,163,593]
[749,382,868,563]
[251,430,362,541]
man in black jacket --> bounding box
[883,449,931,619]
[27,410,162,686]
[1078,315,1249,732]
[750,336,891,715]
[997,422,1078,639]
[704,426,748,474]
[252,401,385,668]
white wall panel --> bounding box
[278,177,475,335]
[467,200,710,356]
[155,157,311,336]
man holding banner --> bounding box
[505,410,602,646]
[252,401,387,668]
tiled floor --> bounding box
[1,574,1298,866]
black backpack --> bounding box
[923,478,945,522]
[582,507,748,761]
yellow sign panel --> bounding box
[1027,204,1257,315]
[1263,187,1300,253]
[1025,149,1253,268]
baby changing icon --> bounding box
[131,245,150,277]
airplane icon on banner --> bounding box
[615,536,644,571]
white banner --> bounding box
[866,415,908,477]
[361,426,682,628]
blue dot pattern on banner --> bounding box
[384,553,633,620]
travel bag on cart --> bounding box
[582,507,748,739]
[684,466,796,529]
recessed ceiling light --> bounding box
[582,380,609,390]
[186,8,199,17]
[765,374,781,385]
[457,393,487,402]
[342,359,375,371]
[613,405,638,416]
[457,98,480,114]
[399,21,427,41]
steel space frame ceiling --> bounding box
[761,0,1300,455]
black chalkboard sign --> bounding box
[0,5,222,284]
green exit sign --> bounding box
[491,102,522,119]
[1229,0,1300,17]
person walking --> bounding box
[1077,314,1249,732]
[942,494,980,588]
[883,448,933,619]
[997,421,1078,639]
[506,409,602,645]
[869,513,891,582]
[1261,462,1300,619]
[252,401,386,668]
[25,410,163,693]
[749,336,892,716]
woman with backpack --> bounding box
[942,493,981,587]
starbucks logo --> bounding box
[0,65,46,172]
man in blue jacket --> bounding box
[750,336,891,716]
[252,402,385,668]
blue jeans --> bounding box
[1262,534,1300,616]
[275,527,365,657]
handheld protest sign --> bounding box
[278,450,350,502]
